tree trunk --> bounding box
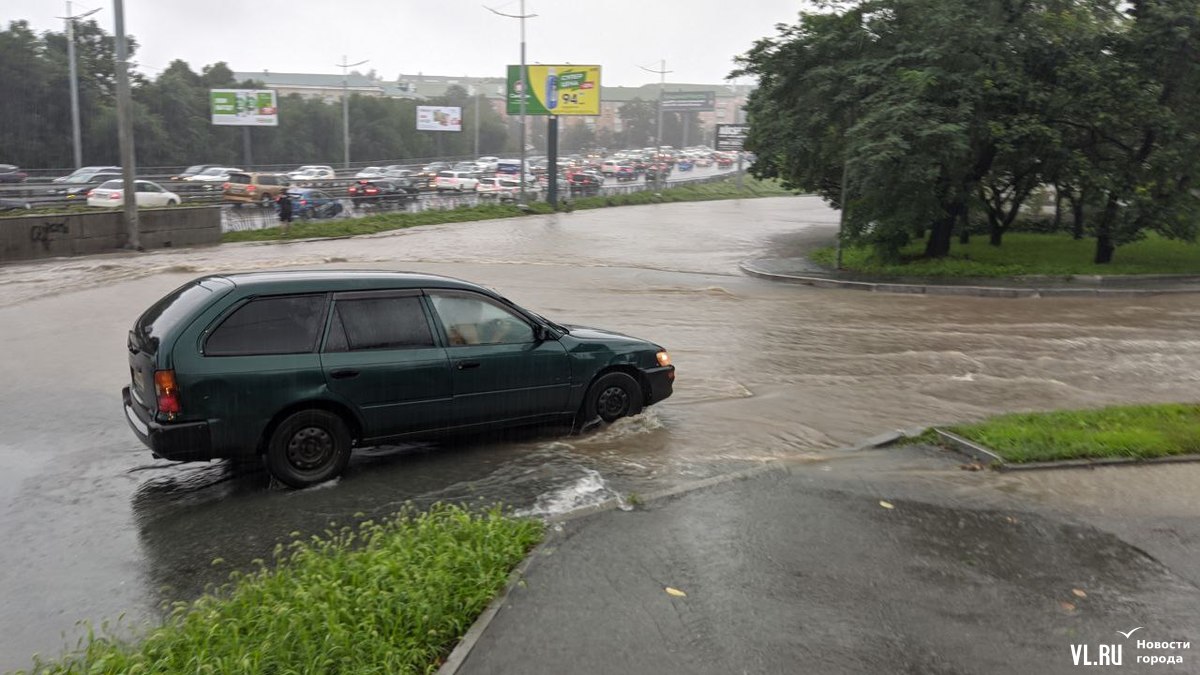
[1071,196,1085,240]
[924,214,955,258]
[958,205,970,245]
[1053,186,1063,232]
[1092,196,1119,264]
[989,227,1003,246]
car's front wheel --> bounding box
[266,409,353,488]
[576,371,644,431]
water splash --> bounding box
[515,468,619,517]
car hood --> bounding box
[560,324,650,345]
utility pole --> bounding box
[639,60,671,189]
[486,1,537,205]
[472,84,481,157]
[58,2,100,169]
[112,0,139,250]
[336,55,368,170]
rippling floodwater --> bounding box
[1,196,1199,667]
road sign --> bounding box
[210,89,277,126]
[506,65,601,115]
[716,124,749,151]
[662,91,715,112]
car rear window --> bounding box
[438,171,454,179]
[133,278,231,354]
[205,294,327,356]
[98,180,122,189]
[227,173,251,184]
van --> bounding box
[222,172,290,206]
[435,170,479,192]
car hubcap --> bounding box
[287,426,334,470]
[597,386,629,421]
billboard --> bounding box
[662,91,716,112]
[715,124,749,151]
[210,89,278,126]
[417,106,463,132]
[506,65,601,115]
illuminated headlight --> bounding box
[656,351,671,367]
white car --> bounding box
[476,156,500,172]
[87,180,181,208]
[435,170,480,192]
[184,167,240,183]
[476,176,521,200]
[288,165,335,180]
[354,166,384,179]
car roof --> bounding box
[207,270,494,295]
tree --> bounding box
[618,98,656,148]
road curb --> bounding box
[738,261,1200,298]
[933,428,1200,471]
[436,428,916,674]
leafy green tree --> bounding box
[618,98,657,148]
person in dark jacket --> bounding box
[276,190,294,232]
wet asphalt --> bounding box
[1,195,1199,670]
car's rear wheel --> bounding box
[261,193,274,208]
[266,409,352,488]
[576,371,643,431]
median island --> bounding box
[223,176,792,243]
[811,233,1200,278]
[21,505,541,674]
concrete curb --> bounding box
[739,261,1200,298]
[933,428,1200,471]
[436,428,916,674]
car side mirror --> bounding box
[534,325,554,342]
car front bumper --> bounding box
[122,386,213,461]
[641,366,675,406]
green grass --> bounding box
[948,404,1200,463]
[21,505,542,675]
[224,177,793,243]
[810,232,1200,277]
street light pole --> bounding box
[639,60,671,190]
[58,2,100,169]
[112,0,138,249]
[486,1,536,205]
[336,55,368,170]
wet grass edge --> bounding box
[17,504,543,675]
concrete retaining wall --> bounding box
[0,207,221,262]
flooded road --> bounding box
[2,196,1199,668]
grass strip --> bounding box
[810,233,1200,277]
[948,403,1200,463]
[22,504,542,675]
[223,177,792,243]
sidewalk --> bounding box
[741,256,1200,297]
[452,448,1200,675]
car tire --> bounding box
[576,371,643,431]
[166,199,178,206]
[266,409,352,488]
[261,193,274,208]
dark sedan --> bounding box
[0,165,28,183]
[347,179,420,204]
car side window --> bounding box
[325,296,435,352]
[428,292,534,346]
[205,295,327,356]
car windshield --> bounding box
[182,165,207,174]
[64,174,96,184]
[198,168,224,176]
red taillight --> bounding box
[222,182,230,190]
[300,199,308,206]
[246,185,256,192]
[109,192,121,200]
[365,187,378,195]
[154,370,180,414]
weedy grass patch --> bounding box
[22,505,542,674]
[948,404,1200,463]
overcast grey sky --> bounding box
[4,1,807,87]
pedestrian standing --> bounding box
[277,190,294,233]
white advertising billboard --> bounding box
[416,106,462,132]
[210,89,278,127]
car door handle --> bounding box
[329,369,360,379]
[456,361,481,370]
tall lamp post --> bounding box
[486,1,536,205]
[112,0,138,249]
[336,55,368,170]
[639,59,671,189]
[57,2,100,169]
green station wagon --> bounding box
[122,271,675,487]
